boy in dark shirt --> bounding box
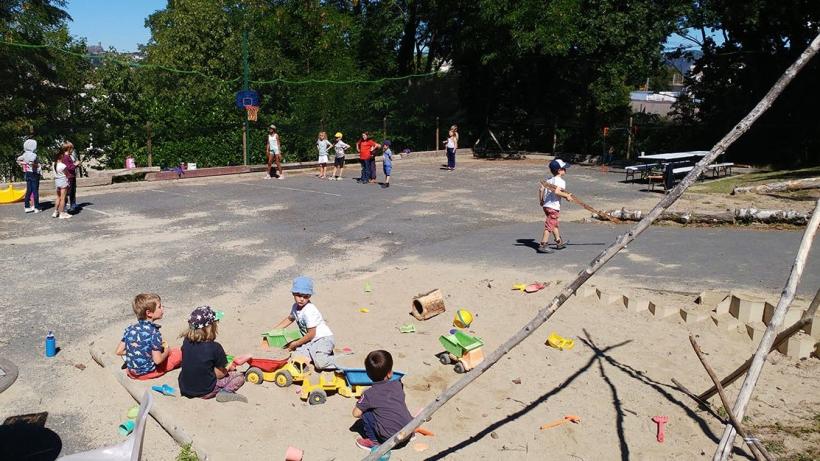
[353,350,413,451]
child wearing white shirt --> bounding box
[538,159,574,253]
[272,276,338,370]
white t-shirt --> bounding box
[54,161,67,180]
[268,134,280,154]
[290,302,333,339]
[333,140,350,158]
[446,136,456,149]
[316,139,332,160]
[543,175,566,210]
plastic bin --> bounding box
[262,328,303,348]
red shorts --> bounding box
[543,207,560,232]
[127,347,182,380]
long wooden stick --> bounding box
[714,197,820,460]
[363,32,820,461]
[689,336,772,461]
[698,288,820,401]
[540,179,623,223]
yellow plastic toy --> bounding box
[246,356,311,386]
[300,371,365,405]
[512,283,527,292]
[0,185,25,204]
[453,309,474,328]
[546,332,575,351]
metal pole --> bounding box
[242,29,249,166]
[146,122,153,167]
[552,122,558,154]
[435,116,440,153]
[383,116,387,140]
[627,116,634,160]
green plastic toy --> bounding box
[262,328,303,348]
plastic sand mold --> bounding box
[118,420,135,436]
[525,282,547,293]
[512,283,527,292]
[546,332,575,351]
[364,282,373,292]
[359,308,369,313]
[540,414,581,430]
[398,323,416,333]
[126,405,139,419]
[151,384,176,396]
[453,309,473,328]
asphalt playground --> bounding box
[1,155,818,454]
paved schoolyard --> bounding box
[0,155,817,455]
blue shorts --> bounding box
[383,164,392,176]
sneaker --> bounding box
[215,391,247,403]
[536,243,553,254]
[385,183,390,188]
[52,212,59,218]
[355,437,379,451]
[24,207,34,213]
[33,208,41,213]
[553,240,567,250]
[277,174,284,180]
[59,213,72,219]
[264,174,271,179]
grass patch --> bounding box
[176,443,199,461]
[689,165,820,194]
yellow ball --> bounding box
[453,309,473,328]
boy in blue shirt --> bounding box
[353,350,412,451]
[381,141,393,188]
[116,293,182,379]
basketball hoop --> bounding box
[245,105,259,122]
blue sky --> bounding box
[65,0,166,51]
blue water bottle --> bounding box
[45,331,56,357]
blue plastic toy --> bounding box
[151,384,176,396]
[341,369,405,387]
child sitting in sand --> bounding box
[116,293,182,380]
[178,305,246,402]
[353,350,413,451]
[272,276,338,370]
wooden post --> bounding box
[146,122,153,168]
[364,30,820,461]
[383,116,387,140]
[552,123,558,154]
[626,116,634,160]
[714,197,820,461]
[435,116,440,153]
[689,336,771,461]
[242,122,248,167]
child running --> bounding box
[116,293,182,380]
[381,140,393,188]
[331,132,350,180]
[272,276,338,370]
[316,131,333,179]
[538,159,574,254]
[353,350,413,451]
[178,305,247,402]
[16,139,41,213]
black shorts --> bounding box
[334,157,345,167]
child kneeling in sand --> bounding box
[272,276,338,370]
[116,293,182,380]
[353,350,413,451]
[178,305,246,402]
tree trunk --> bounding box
[732,177,820,195]
[604,208,810,225]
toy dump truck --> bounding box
[437,330,485,373]
[245,357,304,385]
[299,368,406,405]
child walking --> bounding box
[538,159,573,254]
[352,350,413,451]
[16,139,41,213]
[178,305,247,402]
[266,125,283,179]
[272,276,338,370]
[331,132,350,180]
[116,293,183,380]
[316,131,333,179]
[381,140,393,188]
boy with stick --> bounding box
[538,159,574,254]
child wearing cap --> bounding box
[331,132,350,180]
[381,141,393,188]
[538,159,574,254]
[178,305,247,402]
[116,293,183,380]
[271,276,338,370]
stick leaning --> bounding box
[364,30,820,461]
[539,179,622,224]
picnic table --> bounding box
[627,150,733,190]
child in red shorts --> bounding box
[538,159,574,254]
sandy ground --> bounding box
[1,156,818,460]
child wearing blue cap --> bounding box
[538,159,574,254]
[272,276,338,370]
[381,141,393,188]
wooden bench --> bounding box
[625,163,659,183]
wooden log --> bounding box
[714,197,820,461]
[603,208,811,225]
[735,208,812,225]
[732,176,820,195]
[363,30,820,461]
[698,288,819,401]
[689,336,771,461]
[89,343,210,460]
[410,289,446,320]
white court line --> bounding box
[147,189,195,198]
[236,182,342,197]
[81,207,113,216]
